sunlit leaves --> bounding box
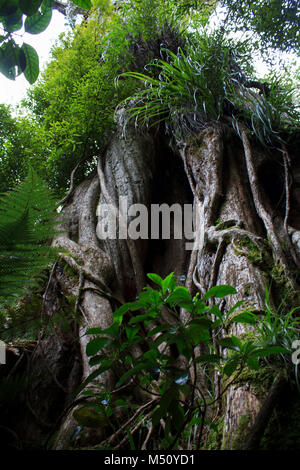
[120,34,255,138]
[24,0,52,34]
[71,0,92,8]
[21,42,39,83]
[221,0,300,52]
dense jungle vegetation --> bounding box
[0,0,300,451]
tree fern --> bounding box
[0,168,58,305]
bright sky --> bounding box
[0,10,67,108]
[0,8,298,109]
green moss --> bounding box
[232,236,299,308]
[233,236,273,270]
[66,294,77,305]
[231,415,251,450]
[236,364,275,400]
[204,417,224,450]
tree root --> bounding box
[97,158,146,294]
[243,373,287,450]
[240,125,298,287]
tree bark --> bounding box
[8,116,300,449]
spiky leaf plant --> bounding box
[119,31,299,145]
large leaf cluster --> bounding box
[20,0,181,194]
[78,272,290,448]
[0,0,91,83]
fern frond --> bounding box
[0,168,59,303]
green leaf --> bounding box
[171,403,185,431]
[0,168,58,301]
[224,358,239,376]
[86,337,109,356]
[88,354,106,366]
[203,285,237,300]
[116,362,146,387]
[218,336,241,351]
[227,300,245,315]
[252,346,290,358]
[0,0,19,15]
[167,286,191,306]
[24,2,52,34]
[162,272,175,294]
[125,324,140,340]
[147,272,163,287]
[233,312,257,325]
[113,302,133,325]
[0,40,22,80]
[71,0,91,8]
[21,42,39,83]
[99,323,119,336]
[1,10,23,32]
[154,388,178,423]
[246,355,260,370]
[86,327,103,335]
[19,0,42,16]
[187,323,210,344]
[194,300,208,315]
[76,360,114,394]
[194,354,221,364]
[147,324,171,337]
[142,349,159,361]
[128,311,157,324]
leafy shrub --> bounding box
[77,272,289,449]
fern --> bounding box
[0,168,58,305]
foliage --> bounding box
[232,72,300,146]
[21,15,131,193]
[0,104,51,193]
[221,0,300,53]
[0,0,91,83]
[77,273,289,449]
[235,286,300,386]
[172,0,300,52]
[120,31,254,139]
[19,0,186,194]
[120,29,300,145]
[0,167,58,307]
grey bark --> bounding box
[12,117,300,449]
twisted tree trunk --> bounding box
[11,115,300,449]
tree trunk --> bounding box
[8,116,300,449]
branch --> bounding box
[108,398,158,445]
[56,159,84,208]
[52,1,67,16]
